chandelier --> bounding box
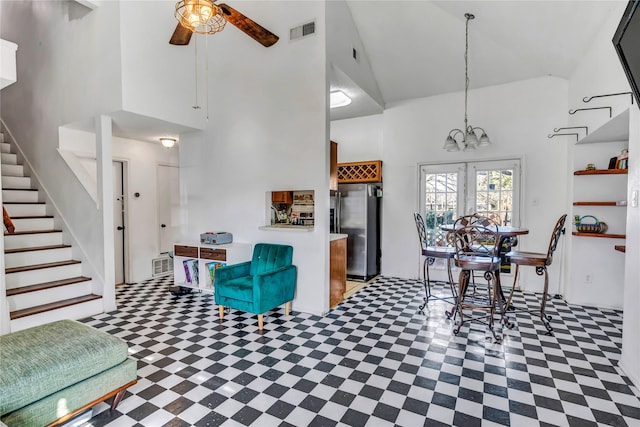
[175,0,226,35]
[443,13,491,152]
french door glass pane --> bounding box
[424,171,459,246]
[474,168,516,225]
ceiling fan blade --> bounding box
[219,3,279,47]
[169,22,193,46]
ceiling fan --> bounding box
[169,0,279,47]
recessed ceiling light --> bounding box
[160,137,177,148]
[330,90,352,108]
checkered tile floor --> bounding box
[80,276,640,427]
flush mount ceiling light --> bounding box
[330,90,352,108]
[443,13,491,152]
[160,137,177,148]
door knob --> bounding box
[117,226,125,231]
[161,224,167,228]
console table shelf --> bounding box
[614,245,626,252]
[573,201,626,206]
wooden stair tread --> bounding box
[10,294,102,320]
[4,244,71,254]
[6,276,92,296]
[6,215,53,219]
[4,229,61,236]
[6,259,81,274]
[2,201,45,204]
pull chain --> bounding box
[205,32,210,120]
[193,34,201,110]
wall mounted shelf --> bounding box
[573,201,625,206]
[574,169,628,175]
[576,108,629,145]
[572,232,626,239]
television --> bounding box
[613,0,640,106]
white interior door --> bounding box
[113,161,125,285]
[157,165,181,254]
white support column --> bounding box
[96,115,116,312]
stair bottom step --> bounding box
[10,294,102,320]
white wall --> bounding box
[326,1,383,107]
[119,1,205,131]
[58,127,180,283]
[333,77,570,291]
[565,0,640,389]
[331,114,383,163]
[179,1,330,316]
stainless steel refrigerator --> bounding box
[331,183,382,281]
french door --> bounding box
[419,159,521,247]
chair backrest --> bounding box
[451,215,500,258]
[545,214,567,266]
[413,212,428,251]
[250,243,293,276]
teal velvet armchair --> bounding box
[214,243,297,330]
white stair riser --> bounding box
[1,176,31,189]
[1,152,17,165]
[3,232,63,250]
[6,263,82,288]
[5,247,73,268]
[2,189,39,203]
[10,299,103,332]
[10,217,54,232]
[8,281,93,311]
[3,203,47,217]
[1,164,24,177]
[0,133,5,143]
[0,142,9,153]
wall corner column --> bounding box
[96,114,116,312]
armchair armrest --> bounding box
[252,265,297,313]
[215,261,251,283]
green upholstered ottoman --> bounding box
[0,319,137,426]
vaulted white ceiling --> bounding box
[333,0,624,120]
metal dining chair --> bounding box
[450,215,506,342]
[504,214,567,335]
[413,212,457,314]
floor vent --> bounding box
[152,256,173,276]
[290,20,315,40]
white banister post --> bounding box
[96,115,116,312]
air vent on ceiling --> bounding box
[290,20,316,40]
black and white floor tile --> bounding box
[80,276,640,427]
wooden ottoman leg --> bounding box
[285,301,291,316]
[219,306,224,319]
[258,314,264,330]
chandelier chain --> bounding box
[464,14,470,136]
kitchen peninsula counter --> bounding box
[330,234,347,308]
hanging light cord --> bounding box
[193,34,200,110]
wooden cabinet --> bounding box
[272,191,293,204]
[329,235,347,309]
[330,141,338,191]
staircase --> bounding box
[1,130,103,332]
